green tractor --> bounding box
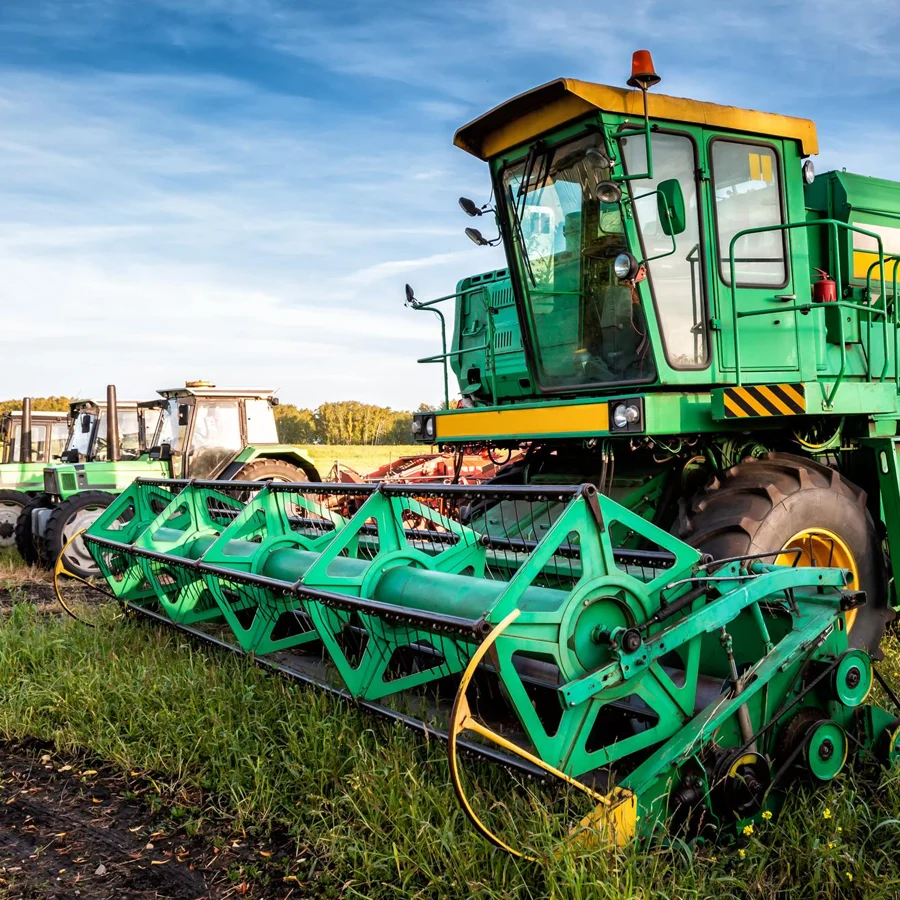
[0,399,70,547]
[28,381,319,577]
[15,388,159,563]
[77,51,900,851]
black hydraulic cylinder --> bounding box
[20,397,32,463]
[106,384,120,462]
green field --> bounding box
[2,582,900,898]
[305,444,428,478]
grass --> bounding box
[304,445,430,478]
[0,546,49,587]
[3,597,900,898]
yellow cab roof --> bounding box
[454,78,818,160]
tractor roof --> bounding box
[154,387,277,400]
[69,399,143,413]
[3,410,69,420]
[454,78,819,160]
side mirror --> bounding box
[465,227,490,247]
[458,197,482,217]
[405,283,416,305]
[657,178,686,236]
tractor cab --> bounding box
[62,396,159,464]
[142,382,287,480]
[0,406,69,465]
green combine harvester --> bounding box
[29,381,320,577]
[70,51,900,854]
[0,399,69,547]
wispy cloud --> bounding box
[0,0,898,410]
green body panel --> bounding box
[233,443,317,469]
[46,458,169,501]
[0,462,54,494]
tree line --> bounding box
[0,397,431,446]
[275,401,434,445]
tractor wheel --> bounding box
[676,453,891,658]
[44,491,113,579]
[0,490,30,549]
[14,493,51,564]
[234,458,320,483]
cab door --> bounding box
[707,137,801,378]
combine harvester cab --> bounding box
[78,49,900,853]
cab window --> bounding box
[187,401,243,479]
[49,421,68,459]
[712,141,786,286]
[623,132,707,367]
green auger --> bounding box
[72,477,900,855]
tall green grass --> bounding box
[2,601,900,898]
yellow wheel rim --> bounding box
[777,528,860,631]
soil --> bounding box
[0,741,317,899]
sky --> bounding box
[1,0,899,410]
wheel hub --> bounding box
[777,527,860,630]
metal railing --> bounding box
[409,284,497,407]
[728,219,892,407]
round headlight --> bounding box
[613,403,641,429]
[614,252,639,281]
[424,417,435,438]
[802,159,816,185]
[411,419,422,435]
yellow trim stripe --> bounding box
[723,394,746,418]
[756,385,793,416]
[723,384,805,418]
[733,387,770,417]
[437,403,610,440]
[779,383,806,408]
[454,78,818,160]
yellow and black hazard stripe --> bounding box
[723,383,806,418]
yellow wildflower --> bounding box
[742,824,754,836]
[761,810,772,820]
[846,873,853,882]
[738,849,746,859]
[823,808,832,819]
[828,842,835,849]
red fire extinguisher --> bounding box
[813,267,837,303]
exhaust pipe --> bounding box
[106,384,120,462]
[21,397,32,463]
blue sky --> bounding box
[1,0,898,409]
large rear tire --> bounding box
[0,490,30,549]
[234,458,318,482]
[44,491,114,579]
[676,453,891,658]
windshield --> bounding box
[152,399,186,450]
[503,134,655,388]
[64,412,96,459]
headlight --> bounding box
[612,404,640,428]
[424,417,435,439]
[609,398,644,433]
[802,159,815,185]
[411,419,422,435]
[614,252,640,281]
